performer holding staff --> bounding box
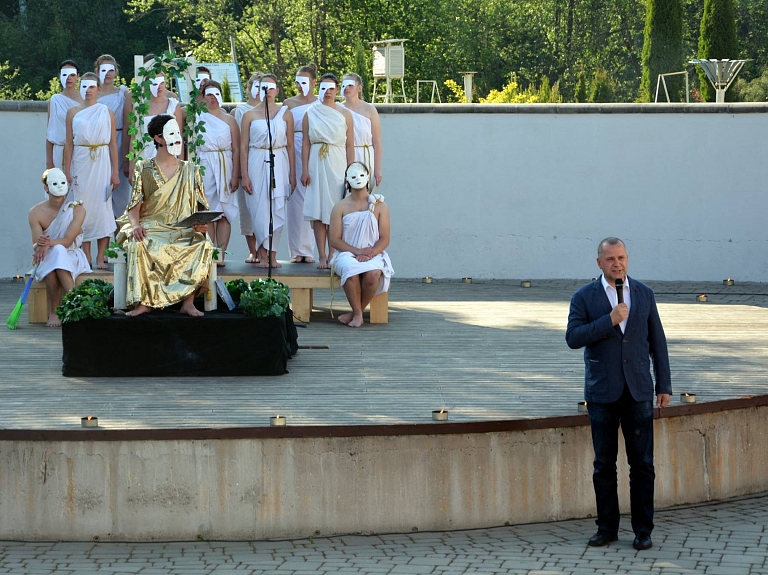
[232,72,263,264]
[63,72,119,269]
[198,80,240,267]
[284,64,318,263]
[302,73,354,269]
[46,60,83,170]
[240,74,296,269]
[341,73,383,188]
[95,54,132,217]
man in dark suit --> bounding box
[566,237,671,551]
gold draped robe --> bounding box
[116,159,213,309]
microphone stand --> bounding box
[263,86,276,279]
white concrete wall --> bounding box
[1,404,767,541]
[3,102,768,280]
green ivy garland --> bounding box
[126,50,208,173]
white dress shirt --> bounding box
[601,275,631,334]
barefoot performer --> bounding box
[115,115,213,317]
[29,168,91,327]
[329,162,393,328]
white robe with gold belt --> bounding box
[303,102,347,225]
[197,112,237,222]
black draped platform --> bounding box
[62,308,298,377]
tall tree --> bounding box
[640,0,683,102]
[698,0,739,101]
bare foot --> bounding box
[317,258,331,270]
[256,260,270,268]
[347,314,364,328]
[97,261,109,270]
[290,256,303,263]
[271,259,282,268]
[303,257,316,264]
[46,313,62,327]
[126,304,152,317]
[246,255,260,264]
[180,302,204,317]
[338,312,354,325]
[216,261,226,268]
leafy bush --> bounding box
[480,74,562,104]
[589,69,615,103]
[225,278,249,305]
[56,279,113,323]
[734,68,768,102]
[240,278,290,318]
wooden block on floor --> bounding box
[369,292,389,324]
[291,288,312,323]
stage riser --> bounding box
[1,406,767,541]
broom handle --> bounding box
[19,264,40,304]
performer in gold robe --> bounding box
[116,115,213,317]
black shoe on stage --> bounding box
[633,533,653,550]
[587,531,618,547]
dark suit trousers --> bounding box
[587,385,655,536]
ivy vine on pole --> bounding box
[126,50,208,174]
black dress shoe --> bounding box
[633,533,652,550]
[587,531,618,547]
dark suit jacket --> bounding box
[565,276,672,403]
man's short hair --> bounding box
[148,114,174,148]
[597,237,625,257]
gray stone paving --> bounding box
[1,493,766,574]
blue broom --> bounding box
[6,265,39,330]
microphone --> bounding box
[615,278,624,305]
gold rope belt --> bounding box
[312,141,341,160]
[355,144,373,170]
[201,148,233,195]
[77,143,108,161]
[250,145,287,150]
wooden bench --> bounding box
[27,261,389,325]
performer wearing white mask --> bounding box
[231,72,263,264]
[283,63,318,263]
[126,66,182,180]
[29,168,91,327]
[341,73,383,188]
[329,162,393,328]
[240,74,296,269]
[95,54,132,217]
[46,60,83,170]
[301,73,354,269]
[197,80,241,267]
[63,72,119,270]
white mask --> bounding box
[150,76,165,98]
[99,64,115,83]
[162,118,183,157]
[45,168,69,197]
[341,79,357,94]
[295,75,310,96]
[261,81,277,95]
[251,81,261,99]
[205,87,223,106]
[79,79,98,100]
[60,67,77,90]
[345,162,370,190]
[195,73,210,90]
[319,81,336,100]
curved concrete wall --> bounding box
[1,400,766,541]
[2,102,768,280]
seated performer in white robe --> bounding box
[29,168,91,327]
[301,74,354,269]
[329,162,393,328]
[198,82,241,266]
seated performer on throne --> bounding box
[116,114,213,317]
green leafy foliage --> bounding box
[734,67,768,101]
[698,0,740,101]
[224,279,249,305]
[239,278,290,318]
[480,74,562,104]
[56,279,114,323]
[0,61,32,100]
[589,70,616,103]
[103,241,126,261]
[640,0,684,102]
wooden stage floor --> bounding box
[1,276,767,430]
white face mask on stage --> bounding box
[99,64,115,83]
[60,68,77,90]
[295,76,311,96]
[205,87,223,106]
[45,168,69,197]
[195,73,210,90]
[261,81,277,96]
[319,81,336,100]
[342,80,356,94]
[163,119,183,157]
[345,162,370,190]
[79,79,98,100]
[150,76,165,98]
[251,81,261,99]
